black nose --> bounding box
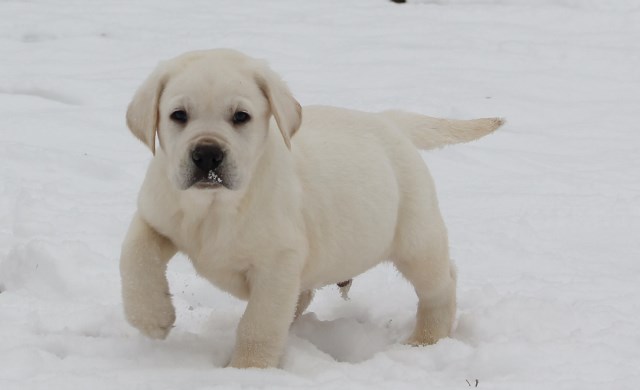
[191,144,225,171]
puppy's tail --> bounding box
[382,110,504,150]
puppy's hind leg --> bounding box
[294,290,314,320]
[392,208,457,346]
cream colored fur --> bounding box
[120,49,503,368]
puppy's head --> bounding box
[126,49,301,192]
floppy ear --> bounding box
[255,65,302,149]
[126,63,170,154]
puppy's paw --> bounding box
[136,316,175,340]
[404,320,452,346]
[123,293,176,340]
[227,342,279,369]
[227,353,273,369]
[404,332,440,347]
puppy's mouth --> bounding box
[193,170,225,189]
[181,170,232,190]
[180,165,237,191]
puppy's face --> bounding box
[158,60,270,191]
[126,49,301,193]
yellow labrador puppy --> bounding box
[120,49,502,368]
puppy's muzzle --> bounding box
[187,142,230,190]
[191,144,225,172]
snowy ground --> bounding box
[1,0,639,388]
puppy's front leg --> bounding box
[120,213,177,339]
[229,256,302,368]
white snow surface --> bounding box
[1,0,639,389]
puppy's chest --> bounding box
[170,212,256,299]
[169,212,237,258]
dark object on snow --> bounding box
[337,280,352,288]
[337,279,353,300]
[391,0,407,3]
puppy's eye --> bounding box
[232,111,251,125]
[170,110,188,124]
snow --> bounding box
[1,0,639,388]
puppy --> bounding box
[120,49,502,368]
